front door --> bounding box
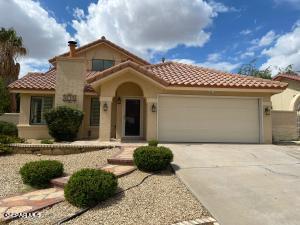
[124,99,141,137]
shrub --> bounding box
[0,135,24,144]
[64,169,118,208]
[44,106,84,141]
[0,144,12,155]
[133,146,173,172]
[19,160,64,188]
[41,139,54,144]
[0,121,18,136]
[148,140,158,147]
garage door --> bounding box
[158,95,261,143]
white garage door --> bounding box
[158,95,261,143]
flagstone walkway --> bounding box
[0,146,137,222]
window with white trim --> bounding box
[30,96,54,125]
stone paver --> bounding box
[101,164,136,177]
[0,188,64,221]
[107,146,135,165]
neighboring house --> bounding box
[8,37,287,144]
[272,74,300,139]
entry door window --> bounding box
[125,99,140,136]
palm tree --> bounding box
[0,28,27,112]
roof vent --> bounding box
[101,36,106,40]
[161,57,165,63]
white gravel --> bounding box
[9,170,210,225]
[0,148,119,197]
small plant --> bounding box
[41,139,54,144]
[64,169,118,208]
[0,121,18,136]
[0,135,24,144]
[44,106,84,141]
[133,146,173,172]
[19,160,64,188]
[0,144,12,155]
[148,139,158,147]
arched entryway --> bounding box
[112,82,145,140]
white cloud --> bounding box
[172,58,240,72]
[240,29,252,35]
[208,0,238,13]
[72,0,230,58]
[240,51,255,59]
[258,30,277,47]
[0,0,71,76]
[73,8,85,20]
[261,24,300,74]
[207,53,221,61]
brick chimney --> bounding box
[68,41,77,57]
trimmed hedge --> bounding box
[133,146,173,172]
[64,169,118,208]
[44,106,84,141]
[148,140,158,147]
[0,144,12,155]
[19,160,64,188]
[0,121,18,136]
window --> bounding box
[90,98,100,126]
[92,59,114,71]
[30,96,53,125]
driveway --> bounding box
[168,144,300,225]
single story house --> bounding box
[9,37,287,144]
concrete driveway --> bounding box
[168,144,300,225]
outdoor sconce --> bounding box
[264,106,272,115]
[103,102,108,111]
[151,103,157,112]
[117,97,121,104]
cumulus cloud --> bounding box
[0,0,71,76]
[261,24,300,74]
[258,30,277,47]
[73,8,85,20]
[173,58,240,72]
[72,0,229,57]
[273,0,300,9]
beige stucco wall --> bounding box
[272,79,300,110]
[0,113,19,125]
[272,110,298,141]
[93,69,275,143]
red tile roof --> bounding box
[48,37,150,66]
[8,68,95,93]
[273,73,300,82]
[9,61,288,92]
[87,61,288,89]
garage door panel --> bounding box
[158,96,260,143]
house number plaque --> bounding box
[63,94,77,103]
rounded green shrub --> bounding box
[64,169,118,208]
[44,106,84,141]
[19,160,64,188]
[0,121,18,136]
[133,146,173,172]
[148,139,158,147]
[0,144,12,155]
[0,135,24,144]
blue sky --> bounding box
[1,0,300,76]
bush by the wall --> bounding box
[19,160,64,188]
[133,146,173,172]
[64,169,118,208]
[148,140,158,147]
[0,135,24,144]
[0,121,18,136]
[44,106,84,141]
[0,144,12,155]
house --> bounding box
[8,37,287,144]
[271,74,300,140]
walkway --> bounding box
[0,146,136,222]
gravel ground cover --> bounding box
[8,170,210,225]
[0,148,119,197]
